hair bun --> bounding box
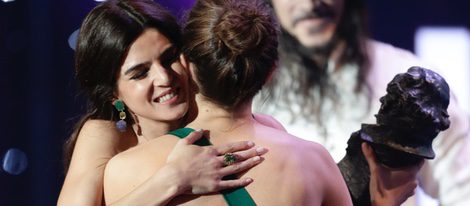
[213,1,276,56]
[182,0,278,109]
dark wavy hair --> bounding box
[64,0,182,170]
[262,0,371,133]
[183,0,279,110]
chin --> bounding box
[298,37,330,49]
[297,26,336,49]
[169,105,189,120]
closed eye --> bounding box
[125,63,151,80]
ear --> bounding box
[179,54,189,69]
[112,91,120,103]
[179,55,194,82]
[180,55,200,93]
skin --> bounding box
[58,28,268,206]
[116,28,190,141]
[362,143,423,206]
[58,120,137,206]
[102,58,353,205]
[271,0,344,48]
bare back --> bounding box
[103,122,351,205]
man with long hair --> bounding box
[256,0,470,205]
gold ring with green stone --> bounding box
[223,153,237,166]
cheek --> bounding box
[117,81,147,100]
[271,0,292,27]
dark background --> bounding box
[0,0,468,205]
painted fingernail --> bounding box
[247,141,255,147]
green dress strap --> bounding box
[168,128,257,206]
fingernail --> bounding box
[195,128,203,132]
[253,156,261,162]
[247,141,255,147]
[256,147,268,154]
[245,178,253,183]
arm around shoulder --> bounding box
[58,120,136,206]
[103,151,189,206]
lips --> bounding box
[154,88,179,104]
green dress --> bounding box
[168,128,257,206]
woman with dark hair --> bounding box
[58,0,268,205]
[103,0,352,205]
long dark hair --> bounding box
[64,0,182,170]
[262,0,371,133]
[183,0,279,110]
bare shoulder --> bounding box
[287,136,352,206]
[71,119,137,168]
[253,113,286,131]
[286,133,337,171]
[104,137,161,180]
[103,134,175,203]
[103,143,148,204]
[255,126,352,205]
[255,125,337,176]
[58,120,137,205]
[258,125,329,160]
[80,119,136,143]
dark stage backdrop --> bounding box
[0,0,468,205]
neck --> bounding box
[187,94,254,138]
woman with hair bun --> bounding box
[59,0,269,205]
[104,0,352,205]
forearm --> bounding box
[58,170,105,206]
[106,165,186,206]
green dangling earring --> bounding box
[113,99,127,132]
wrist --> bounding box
[157,163,189,197]
[371,200,396,206]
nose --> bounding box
[293,0,314,13]
[151,64,172,87]
[305,0,324,10]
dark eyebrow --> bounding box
[124,62,151,76]
[123,45,177,75]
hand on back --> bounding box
[166,129,268,195]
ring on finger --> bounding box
[223,153,237,166]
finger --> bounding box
[218,178,254,190]
[217,147,268,163]
[363,143,384,196]
[214,141,255,155]
[220,156,263,176]
[179,129,204,145]
[398,181,418,203]
[362,142,378,171]
[412,159,425,173]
